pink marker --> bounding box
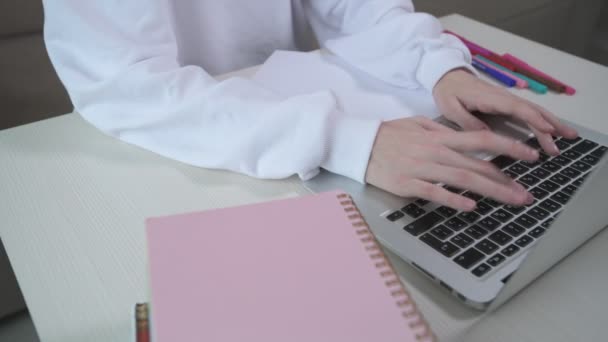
[444,30,495,57]
[473,56,528,89]
[502,53,576,95]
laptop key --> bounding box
[484,198,502,207]
[490,155,516,169]
[529,187,549,200]
[504,204,525,215]
[475,201,493,215]
[501,244,521,257]
[431,225,454,240]
[436,206,457,218]
[464,225,489,239]
[541,161,561,173]
[401,203,426,218]
[515,214,538,228]
[507,163,530,175]
[571,161,592,173]
[515,235,534,247]
[539,180,560,193]
[487,254,506,267]
[462,191,483,201]
[489,230,513,245]
[562,150,582,160]
[502,222,526,237]
[529,227,546,238]
[475,239,499,254]
[445,217,468,231]
[458,211,480,223]
[590,146,607,158]
[581,155,600,166]
[571,139,598,154]
[554,140,570,151]
[549,174,570,185]
[525,137,541,149]
[451,233,474,248]
[550,191,570,205]
[560,136,582,145]
[472,263,492,277]
[504,170,519,179]
[420,234,461,257]
[490,209,513,223]
[551,155,572,166]
[562,185,578,196]
[520,159,542,168]
[454,248,485,269]
[386,211,405,222]
[445,186,465,194]
[528,207,550,220]
[530,167,551,179]
[572,176,586,187]
[538,151,550,162]
[541,217,555,229]
[539,199,561,212]
[519,174,540,186]
[404,212,443,236]
[479,217,501,231]
[560,167,581,179]
[415,198,430,206]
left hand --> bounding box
[433,69,578,155]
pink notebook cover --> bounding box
[146,191,434,342]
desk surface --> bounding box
[2,14,608,342]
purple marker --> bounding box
[471,59,516,87]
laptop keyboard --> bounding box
[385,136,607,278]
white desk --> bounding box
[2,14,608,342]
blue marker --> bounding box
[471,59,517,87]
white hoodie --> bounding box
[42,0,472,183]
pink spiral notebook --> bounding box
[146,191,435,341]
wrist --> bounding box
[433,68,476,97]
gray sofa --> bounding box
[0,0,71,131]
[0,0,604,321]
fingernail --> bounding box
[529,149,539,159]
[462,200,476,212]
[551,142,560,154]
[526,193,535,205]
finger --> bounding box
[432,130,539,161]
[530,103,578,139]
[413,145,512,185]
[405,180,476,211]
[531,126,560,156]
[481,93,555,133]
[443,99,490,131]
[412,116,454,132]
[414,163,532,206]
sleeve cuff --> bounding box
[320,113,382,184]
[416,48,476,92]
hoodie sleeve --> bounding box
[42,0,381,183]
[304,0,475,91]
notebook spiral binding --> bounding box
[337,193,436,342]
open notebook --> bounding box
[146,191,434,341]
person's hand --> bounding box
[433,69,578,155]
[365,116,537,211]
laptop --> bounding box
[304,116,608,310]
[253,50,608,310]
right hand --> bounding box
[365,116,537,211]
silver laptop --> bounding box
[304,116,608,310]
